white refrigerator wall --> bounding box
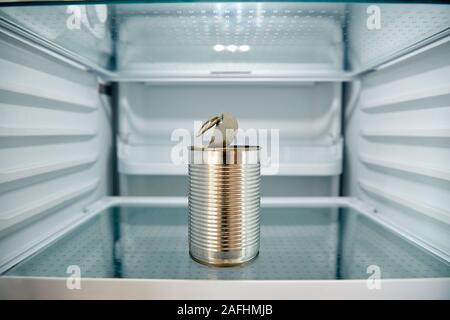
[343,42,450,254]
[118,82,342,197]
[0,35,113,267]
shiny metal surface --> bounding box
[188,146,260,266]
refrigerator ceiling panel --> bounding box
[0,2,449,78]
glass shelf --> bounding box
[5,200,449,280]
[0,2,449,79]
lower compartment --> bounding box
[1,197,449,299]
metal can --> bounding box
[188,145,260,266]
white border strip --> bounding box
[1,276,449,300]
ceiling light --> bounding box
[213,44,225,52]
[239,45,250,52]
[226,45,238,52]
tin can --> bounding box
[188,145,260,266]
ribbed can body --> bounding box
[188,146,260,266]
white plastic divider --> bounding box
[360,82,450,111]
[0,127,97,137]
[359,154,450,182]
[0,179,99,232]
[99,196,355,208]
[0,58,99,110]
[117,138,343,176]
[359,179,450,226]
[0,156,98,186]
[360,128,450,138]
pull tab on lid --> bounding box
[197,112,238,147]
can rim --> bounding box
[189,145,260,151]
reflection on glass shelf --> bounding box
[5,204,449,280]
[0,2,449,77]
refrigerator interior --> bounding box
[0,1,449,298]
